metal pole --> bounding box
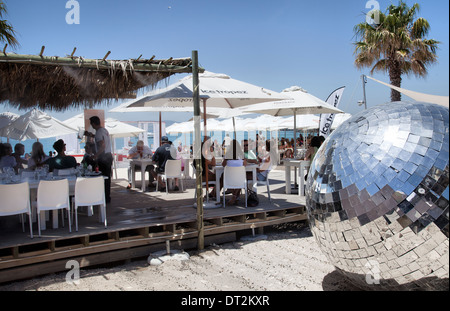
[362,75,367,110]
[159,112,162,146]
[192,50,204,250]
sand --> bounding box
[0,222,360,291]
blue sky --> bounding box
[2,0,449,123]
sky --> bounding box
[1,0,449,124]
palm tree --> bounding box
[0,1,19,48]
[354,1,440,102]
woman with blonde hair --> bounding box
[28,142,49,170]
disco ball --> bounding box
[306,101,449,290]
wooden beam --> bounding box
[70,47,77,59]
[0,53,203,74]
[101,51,111,62]
[39,46,45,57]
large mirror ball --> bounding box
[305,101,449,290]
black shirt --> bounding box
[45,155,78,172]
[152,143,174,172]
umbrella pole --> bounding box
[202,98,210,203]
[159,112,162,147]
[192,51,204,250]
[293,109,298,189]
[112,137,118,180]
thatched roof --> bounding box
[0,49,203,111]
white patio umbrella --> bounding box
[112,71,287,205]
[229,86,343,156]
[113,71,286,110]
[277,115,320,130]
[0,112,20,142]
[63,114,145,138]
[110,71,287,138]
[228,86,343,192]
[3,109,78,141]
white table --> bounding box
[212,164,258,203]
[130,159,155,192]
[284,159,310,196]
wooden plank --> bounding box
[0,212,307,272]
[0,232,236,284]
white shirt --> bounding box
[128,145,153,159]
[95,127,112,154]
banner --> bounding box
[319,87,345,138]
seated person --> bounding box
[45,139,78,172]
[304,136,321,180]
[81,141,97,168]
[222,139,247,205]
[194,140,222,199]
[127,140,154,189]
[28,142,50,170]
[12,143,29,173]
[0,143,16,171]
[256,140,273,182]
[151,136,179,192]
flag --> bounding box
[319,87,345,138]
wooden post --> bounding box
[192,50,204,250]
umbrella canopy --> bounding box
[3,109,78,141]
[112,71,287,111]
[63,114,145,138]
[0,112,20,140]
[234,86,343,116]
[229,86,344,158]
[277,115,320,130]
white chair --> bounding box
[37,179,71,237]
[73,176,106,231]
[223,166,247,208]
[0,182,33,238]
[252,170,272,202]
[156,160,184,194]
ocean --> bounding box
[2,129,304,157]
[5,134,181,157]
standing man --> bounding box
[85,116,113,203]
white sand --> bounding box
[0,222,360,291]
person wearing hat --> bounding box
[45,139,78,172]
[151,136,179,192]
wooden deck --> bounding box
[0,168,308,283]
